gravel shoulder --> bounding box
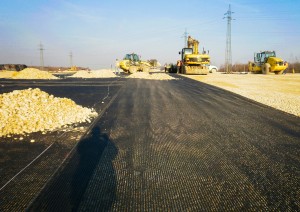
[183,73,300,117]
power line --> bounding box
[69,51,73,67]
[181,28,188,48]
[39,42,45,70]
[224,4,234,74]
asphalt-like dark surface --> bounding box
[1,74,300,211]
[0,77,124,211]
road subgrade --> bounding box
[0,78,125,211]
[28,76,300,211]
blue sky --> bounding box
[1,0,299,69]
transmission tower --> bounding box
[182,28,188,48]
[224,4,234,74]
[39,42,45,70]
[69,51,73,67]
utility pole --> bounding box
[224,4,234,74]
[39,42,45,70]
[69,51,73,67]
[182,28,188,48]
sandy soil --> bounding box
[184,73,300,117]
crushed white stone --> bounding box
[128,72,176,80]
[0,88,98,137]
[10,68,59,79]
[69,69,118,78]
[0,71,18,78]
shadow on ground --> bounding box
[27,125,117,211]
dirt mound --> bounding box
[0,71,17,78]
[69,69,118,78]
[0,88,98,137]
[127,72,176,80]
[11,68,59,79]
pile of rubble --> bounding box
[127,72,176,80]
[0,88,98,137]
[0,71,17,78]
[9,68,59,79]
[69,69,118,78]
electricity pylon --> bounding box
[224,4,234,74]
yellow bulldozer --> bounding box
[248,51,288,74]
[178,36,209,75]
[118,53,152,74]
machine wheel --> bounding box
[210,68,217,73]
[248,62,253,72]
[141,64,150,73]
[129,66,138,74]
[181,65,186,74]
[262,63,270,74]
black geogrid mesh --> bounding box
[0,78,124,211]
[1,76,300,211]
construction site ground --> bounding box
[0,73,299,211]
[184,72,300,117]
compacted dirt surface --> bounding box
[0,74,299,211]
[184,73,300,117]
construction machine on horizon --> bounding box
[118,53,152,74]
[248,51,288,74]
[178,36,209,75]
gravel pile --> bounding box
[0,88,98,137]
[11,68,59,79]
[69,69,118,78]
[0,71,17,78]
[128,72,176,80]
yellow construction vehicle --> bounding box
[118,53,151,74]
[179,36,209,74]
[200,48,210,66]
[68,66,77,71]
[248,51,288,74]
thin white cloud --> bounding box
[62,1,105,23]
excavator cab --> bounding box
[124,53,140,62]
[180,48,193,61]
[132,54,140,62]
[178,36,209,75]
[254,53,261,63]
[255,51,276,64]
[261,51,276,63]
